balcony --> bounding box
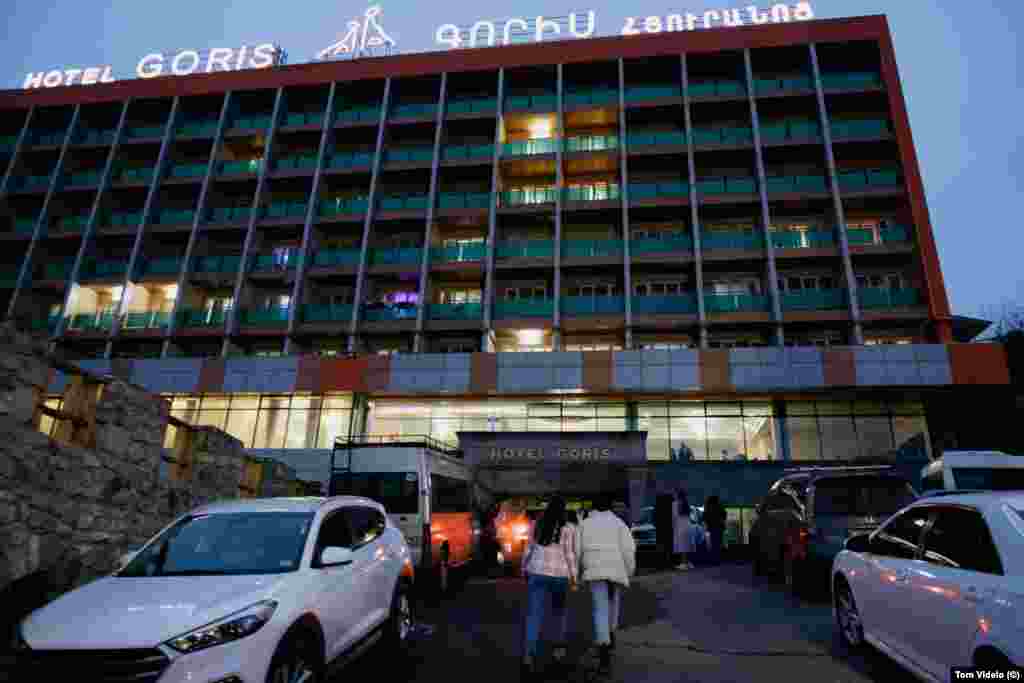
[122,310,171,330]
[500,187,558,207]
[80,260,128,280]
[431,242,485,263]
[562,239,624,259]
[312,248,361,268]
[385,147,434,164]
[858,288,921,309]
[688,80,746,98]
[564,89,618,108]
[830,119,891,141]
[125,126,165,140]
[302,303,354,323]
[697,176,758,196]
[562,296,625,315]
[770,230,835,249]
[75,129,116,146]
[627,131,687,149]
[753,75,813,95]
[335,106,382,125]
[447,98,498,116]
[565,135,618,153]
[167,163,207,180]
[503,139,558,157]
[194,254,242,275]
[760,119,822,145]
[178,308,228,328]
[625,85,682,103]
[369,247,422,266]
[30,313,61,333]
[218,159,263,176]
[104,212,144,230]
[43,262,73,281]
[209,207,253,224]
[504,94,557,111]
[327,152,374,170]
[240,306,290,327]
[157,209,196,226]
[229,116,273,131]
[496,240,554,260]
[54,215,90,234]
[837,168,903,192]
[319,197,370,217]
[362,304,419,321]
[275,155,319,173]
[11,175,52,192]
[847,224,911,246]
[632,295,698,315]
[0,135,19,151]
[284,112,324,128]
[438,192,489,211]
[494,299,554,318]
[64,170,102,188]
[177,121,219,137]
[765,174,828,194]
[67,311,115,331]
[441,144,494,162]
[263,201,308,220]
[564,183,620,202]
[702,231,764,251]
[32,130,67,147]
[704,293,771,313]
[251,251,298,272]
[692,126,753,147]
[780,289,847,311]
[14,219,36,236]
[141,257,182,277]
[632,234,693,255]
[117,167,154,184]
[628,181,689,201]
[821,72,883,91]
[391,103,438,120]
[428,302,483,320]
[378,195,429,212]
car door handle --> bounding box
[894,570,910,583]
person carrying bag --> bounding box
[520,496,577,678]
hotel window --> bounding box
[709,279,761,295]
[504,286,547,300]
[441,289,482,304]
[779,275,835,291]
[635,280,686,296]
[567,283,618,298]
[785,399,929,462]
[856,273,903,290]
[637,401,776,462]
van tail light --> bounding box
[401,558,415,580]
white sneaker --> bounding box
[675,563,689,571]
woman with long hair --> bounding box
[673,489,694,570]
[704,495,726,565]
[520,495,577,678]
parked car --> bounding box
[749,466,917,595]
[631,505,707,556]
[12,497,416,683]
[832,492,1024,681]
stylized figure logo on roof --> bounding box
[317,5,396,59]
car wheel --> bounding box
[975,648,1014,670]
[266,629,323,683]
[834,579,865,650]
[385,581,415,654]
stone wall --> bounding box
[0,323,250,642]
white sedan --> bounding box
[831,492,1024,682]
[12,496,416,683]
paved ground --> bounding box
[335,561,918,683]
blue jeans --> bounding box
[524,574,570,657]
[589,580,623,646]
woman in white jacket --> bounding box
[576,493,636,673]
[673,489,694,570]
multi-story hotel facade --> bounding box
[0,14,1012,541]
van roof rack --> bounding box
[920,489,992,498]
[782,464,894,474]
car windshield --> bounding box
[952,468,1024,491]
[813,477,916,516]
[119,512,314,577]
[336,473,418,514]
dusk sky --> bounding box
[3,0,1021,321]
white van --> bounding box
[920,450,1024,492]
[331,439,476,592]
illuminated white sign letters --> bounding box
[23,66,115,89]
[317,5,396,60]
[622,2,814,34]
[435,11,596,49]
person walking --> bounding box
[654,493,674,570]
[577,493,636,675]
[704,496,727,565]
[520,496,577,678]
[673,490,694,570]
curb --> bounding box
[617,638,832,657]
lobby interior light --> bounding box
[515,329,545,347]
[527,117,553,139]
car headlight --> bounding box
[165,600,278,654]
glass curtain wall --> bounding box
[786,399,930,461]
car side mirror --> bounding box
[844,533,871,553]
[319,546,354,567]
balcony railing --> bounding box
[391,103,438,120]
[80,261,128,279]
[692,126,753,146]
[67,312,115,331]
[503,138,559,157]
[496,240,554,259]
[157,209,195,225]
[765,174,828,194]
[264,201,308,219]
[858,288,921,308]
[328,152,374,169]
[702,231,764,250]
[125,126,165,139]
[847,225,911,246]
[754,75,813,94]
[770,230,835,249]
[830,119,891,140]
[275,155,319,171]
[55,215,90,233]
[438,192,489,210]
[30,314,62,333]
[44,263,73,281]
[447,98,498,115]
[562,239,624,258]
[178,308,228,327]
[75,129,116,146]
[194,255,242,274]
[369,247,422,265]
[562,296,625,315]
[362,304,419,321]
[12,175,52,191]
[500,187,558,206]
[494,299,554,318]
[688,80,746,97]
[168,163,207,179]
[760,119,822,144]
[431,243,485,263]
[209,206,253,223]
[105,212,144,229]
[627,131,687,148]
[284,112,324,127]
[65,171,102,187]
[385,147,434,164]
[335,106,382,124]
[319,197,370,216]
[564,89,618,107]
[302,303,354,323]
[565,135,618,153]
[625,85,681,102]
[117,167,154,184]
[378,195,429,212]
[0,135,19,151]
[218,159,263,176]
[632,295,699,315]
[697,176,758,195]
[442,144,494,161]
[312,248,361,268]
[628,181,689,200]
[240,306,290,326]
[837,168,903,192]
[252,251,298,272]
[141,257,182,276]
[632,234,693,254]
[504,94,557,110]
[122,311,171,329]
[428,302,483,320]
[781,289,847,311]
[230,116,273,131]
[821,72,883,91]
[704,293,771,313]
[14,220,36,235]
[177,121,219,137]
[564,184,620,202]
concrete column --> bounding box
[413,73,448,353]
[743,49,784,346]
[617,59,634,351]
[164,92,234,355]
[552,64,564,351]
[773,398,791,462]
[681,55,708,349]
[348,78,392,353]
[810,43,863,345]
[7,105,80,322]
[284,84,338,354]
[481,69,504,353]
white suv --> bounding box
[12,496,415,683]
